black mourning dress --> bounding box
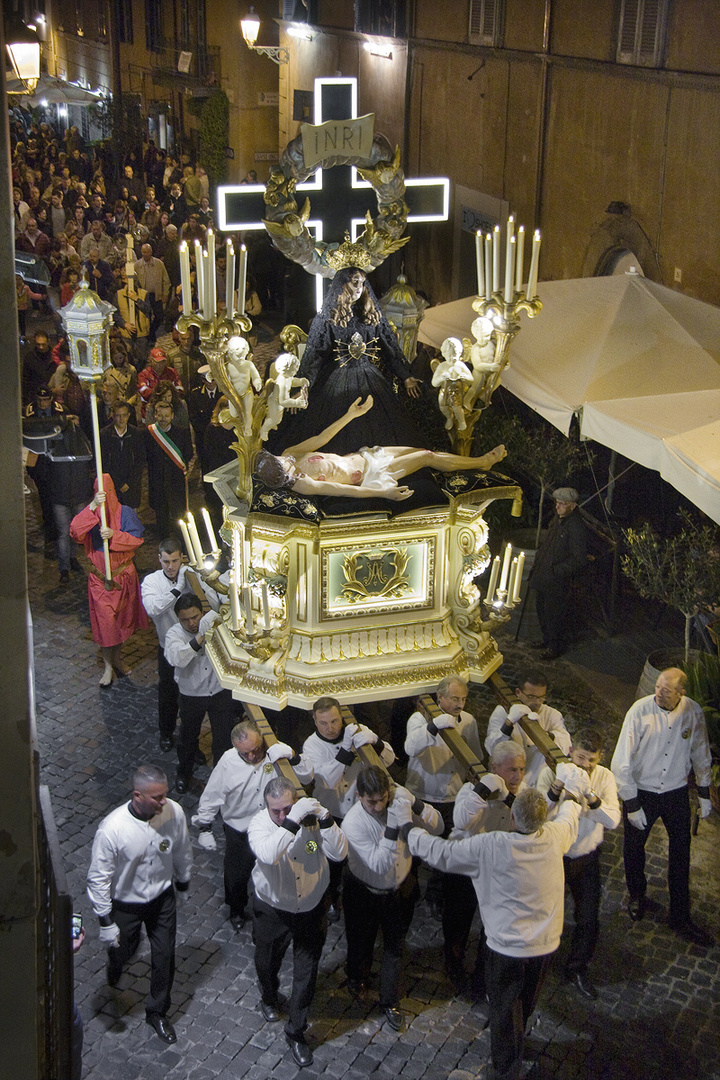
[267,268,440,456]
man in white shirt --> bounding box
[444,739,527,997]
[191,719,313,931]
[538,725,620,998]
[341,765,442,1030]
[141,538,214,751]
[248,778,348,1068]
[87,765,193,1044]
[611,667,712,945]
[404,675,482,917]
[400,769,588,1080]
[164,595,237,793]
[303,695,395,918]
[484,667,571,786]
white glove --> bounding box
[341,723,358,750]
[199,609,222,635]
[388,793,414,827]
[197,831,217,851]
[287,796,321,823]
[352,725,378,748]
[173,566,187,590]
[99,923,120,948]
[627,807,648,830]
[432,713,456,730]
[554,763,589,798]
[266,741,293,763]
[476,773,509,798]
[698,798,712,819]
[508,703,531,724]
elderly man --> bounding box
[134,242,171,339]
[485,666,571,786]
[79,218,114,262]
[538,724,620,998]
[341,766,442,1030]
[529,485,588,660]
[164,595,237,793]
[402,769,588,1080]
[303,695,395,918]
[611,667,712,945]
[248,778,348,1068]
[191,719,313,931]
[83,246,114,301]
[443,739,527,995]
[87,765,192,1044]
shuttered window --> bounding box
[469,0,502,46]
[617,0,668,66]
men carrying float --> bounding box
[302,695,395,919]
[248,778,348,1069]
[341,765,442,1030]
[485,667,571,786]
[191,719,314,932]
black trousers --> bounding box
[176,689,236,781]
[622,785,691,924]
[252,895,327,1041]
[442,872,485,994]
[535,588,568,653]
[223,823,255,917]
[343,869,419,1007]
[563,848,601,973]
[109,885,176,1017]
[424,800,455,908]
[157,643,179,737]
[485,946,553,1079]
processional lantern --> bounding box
[379,273,428,364]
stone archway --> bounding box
[582,211,661,280]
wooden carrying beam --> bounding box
[241,701,307,795]
[488,672,570,770]
[417,695,487,786]
[339,705,390,776]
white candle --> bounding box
[229,571,241,630]
[238,244,247,317]
[499,541,513,593]
[527,229,541,300]
[186,512,204,565]
[201,507,219,553]
[242,585,254,635]
[515,225,525,294]
[207,230,216,318]
[178,518,195,566]
[507,214,515,245]
[484,233,492,301]
[513,551,525,603]
[475,229,484,297]
[179,241,192,312]
[261,582,271,629]
[505,235,516,303]
[226,239,235,318]
[232,526,243,587]
[492,225,500,293]
[486,555,500,603]
[194,239,205,313]
[507,556,518,604]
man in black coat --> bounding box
[529,486,588,660]
[145,401,192,540]
[100,402,145,509]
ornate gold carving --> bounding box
[339,546,411,603]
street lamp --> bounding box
[240,6,289,65]
[5,16,41,91]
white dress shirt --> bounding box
[342,784,442,891]
[195,747,314,831]
[485,703,571,786]
[611,693,712,801]
[404,709,482,803]
[451,779,528,837]
[87,800,192,916]
[408,800,581,958]
[248,807,348,912]
[303,728,396,819]
[164,617,222,697]
[141,567,218,646]
[537,764,621,857]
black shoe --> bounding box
[346,977,368,998]
[229,914,246,933]
[627,896,645,922]
[146,1013,177,1044]
[59,570,70,585]
[286,1036,312,1068]
[69,557,82,572]
[194,748,206,766]
[175,776,189,794]
[159,735,174,752]
[540,648,562,661]
[107,955,122,987]
[260,1000,282,1022]
[567,970,597,1000]
[327,902,341,924]
[669,919,714,947]
[382,1004,404,1031]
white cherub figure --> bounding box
[225,334,263,435]
[432,336,474,432]
[260,352,310,440]
[465,316,500,408]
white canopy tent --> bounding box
[419,274,720,523]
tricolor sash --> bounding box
[147,424,187,471]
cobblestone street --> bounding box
[25,478,719,1080]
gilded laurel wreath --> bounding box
[339,548,412,603]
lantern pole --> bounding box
[88,383,112,583]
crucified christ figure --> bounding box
[255,395,506,502]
